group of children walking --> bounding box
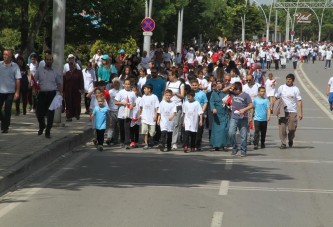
[89,77,205,153]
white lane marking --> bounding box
[211,212,224,227]
[238,158,332,164]
[219,181,229,195]
[296,64,333,121]
[224,159,233,170]
[268,126,333,130]
[229,186,333,194]
[0,152,91,219]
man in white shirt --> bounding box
[274,74,303,149]
[325,47,332,69]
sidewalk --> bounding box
[0,109,92,194]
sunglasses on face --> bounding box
[246,79,253,82]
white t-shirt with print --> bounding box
[197,78,208,90]
[243,83,261,101]
[108,88,120,111]
[182,100,203,132]
[166,80,184,106]
[326,50,332,60]
[158,100,177,132]
[138,76,147,90]
[265,79,276,97]
[115,89,137,119]
[140,94,160,125]
[275,84,302,113]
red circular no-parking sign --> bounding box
[141,17,155,32]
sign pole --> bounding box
[143,0,153,57]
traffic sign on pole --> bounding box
[141,17,155,32]
[290,30,295,36]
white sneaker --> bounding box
[172,144,177,150]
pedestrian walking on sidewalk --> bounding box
[274,74,303,149]
[0,49,21,133]
[34,54,62,138]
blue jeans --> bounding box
[228,118,248,153]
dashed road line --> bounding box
[219,181,229,195]
[229,186,333,194]
[224,159,233,170]
[211,212,224,227]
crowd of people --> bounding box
[6,38,333,156]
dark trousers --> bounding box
[183,130,196,148]
[153,124,161,143]
[96,129,105,145]
[36,91,56,133]
[196,117,205,148]
[0,93,14,131]
[84,93,91,112]
[119,118,131,144]
[130,124,140,143]
[266,61,271,69]
[15,90,28,114]
[274,59,279,70]
[160,131,172,149]
[293,61,297,69]
[253,120,268,146]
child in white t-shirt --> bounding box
[197,70,208,92]
[138,84,159,149]
[157,89,177,152]
[115,78,137,149]
[182,90,203,153]
[265,73,277,109]
[130,86,142,148]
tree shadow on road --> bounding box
[26,150,294,192]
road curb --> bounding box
[0,128,93,194]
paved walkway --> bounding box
[0,60,331,194]
[0,109,92,193]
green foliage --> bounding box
[90,36,138,58]
[0,28,21,49]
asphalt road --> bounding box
[0,62,333,227]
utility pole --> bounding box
[52,0,66,124]
[285,8,290,41]
[176,8,184,54]
[274,9,278,42]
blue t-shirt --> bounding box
[194,90,208,108]
[93,106,109,129]
[146,78,166,101]
[253,97,270,121]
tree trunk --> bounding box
[26,0,50,53]
[20,0,29,56]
